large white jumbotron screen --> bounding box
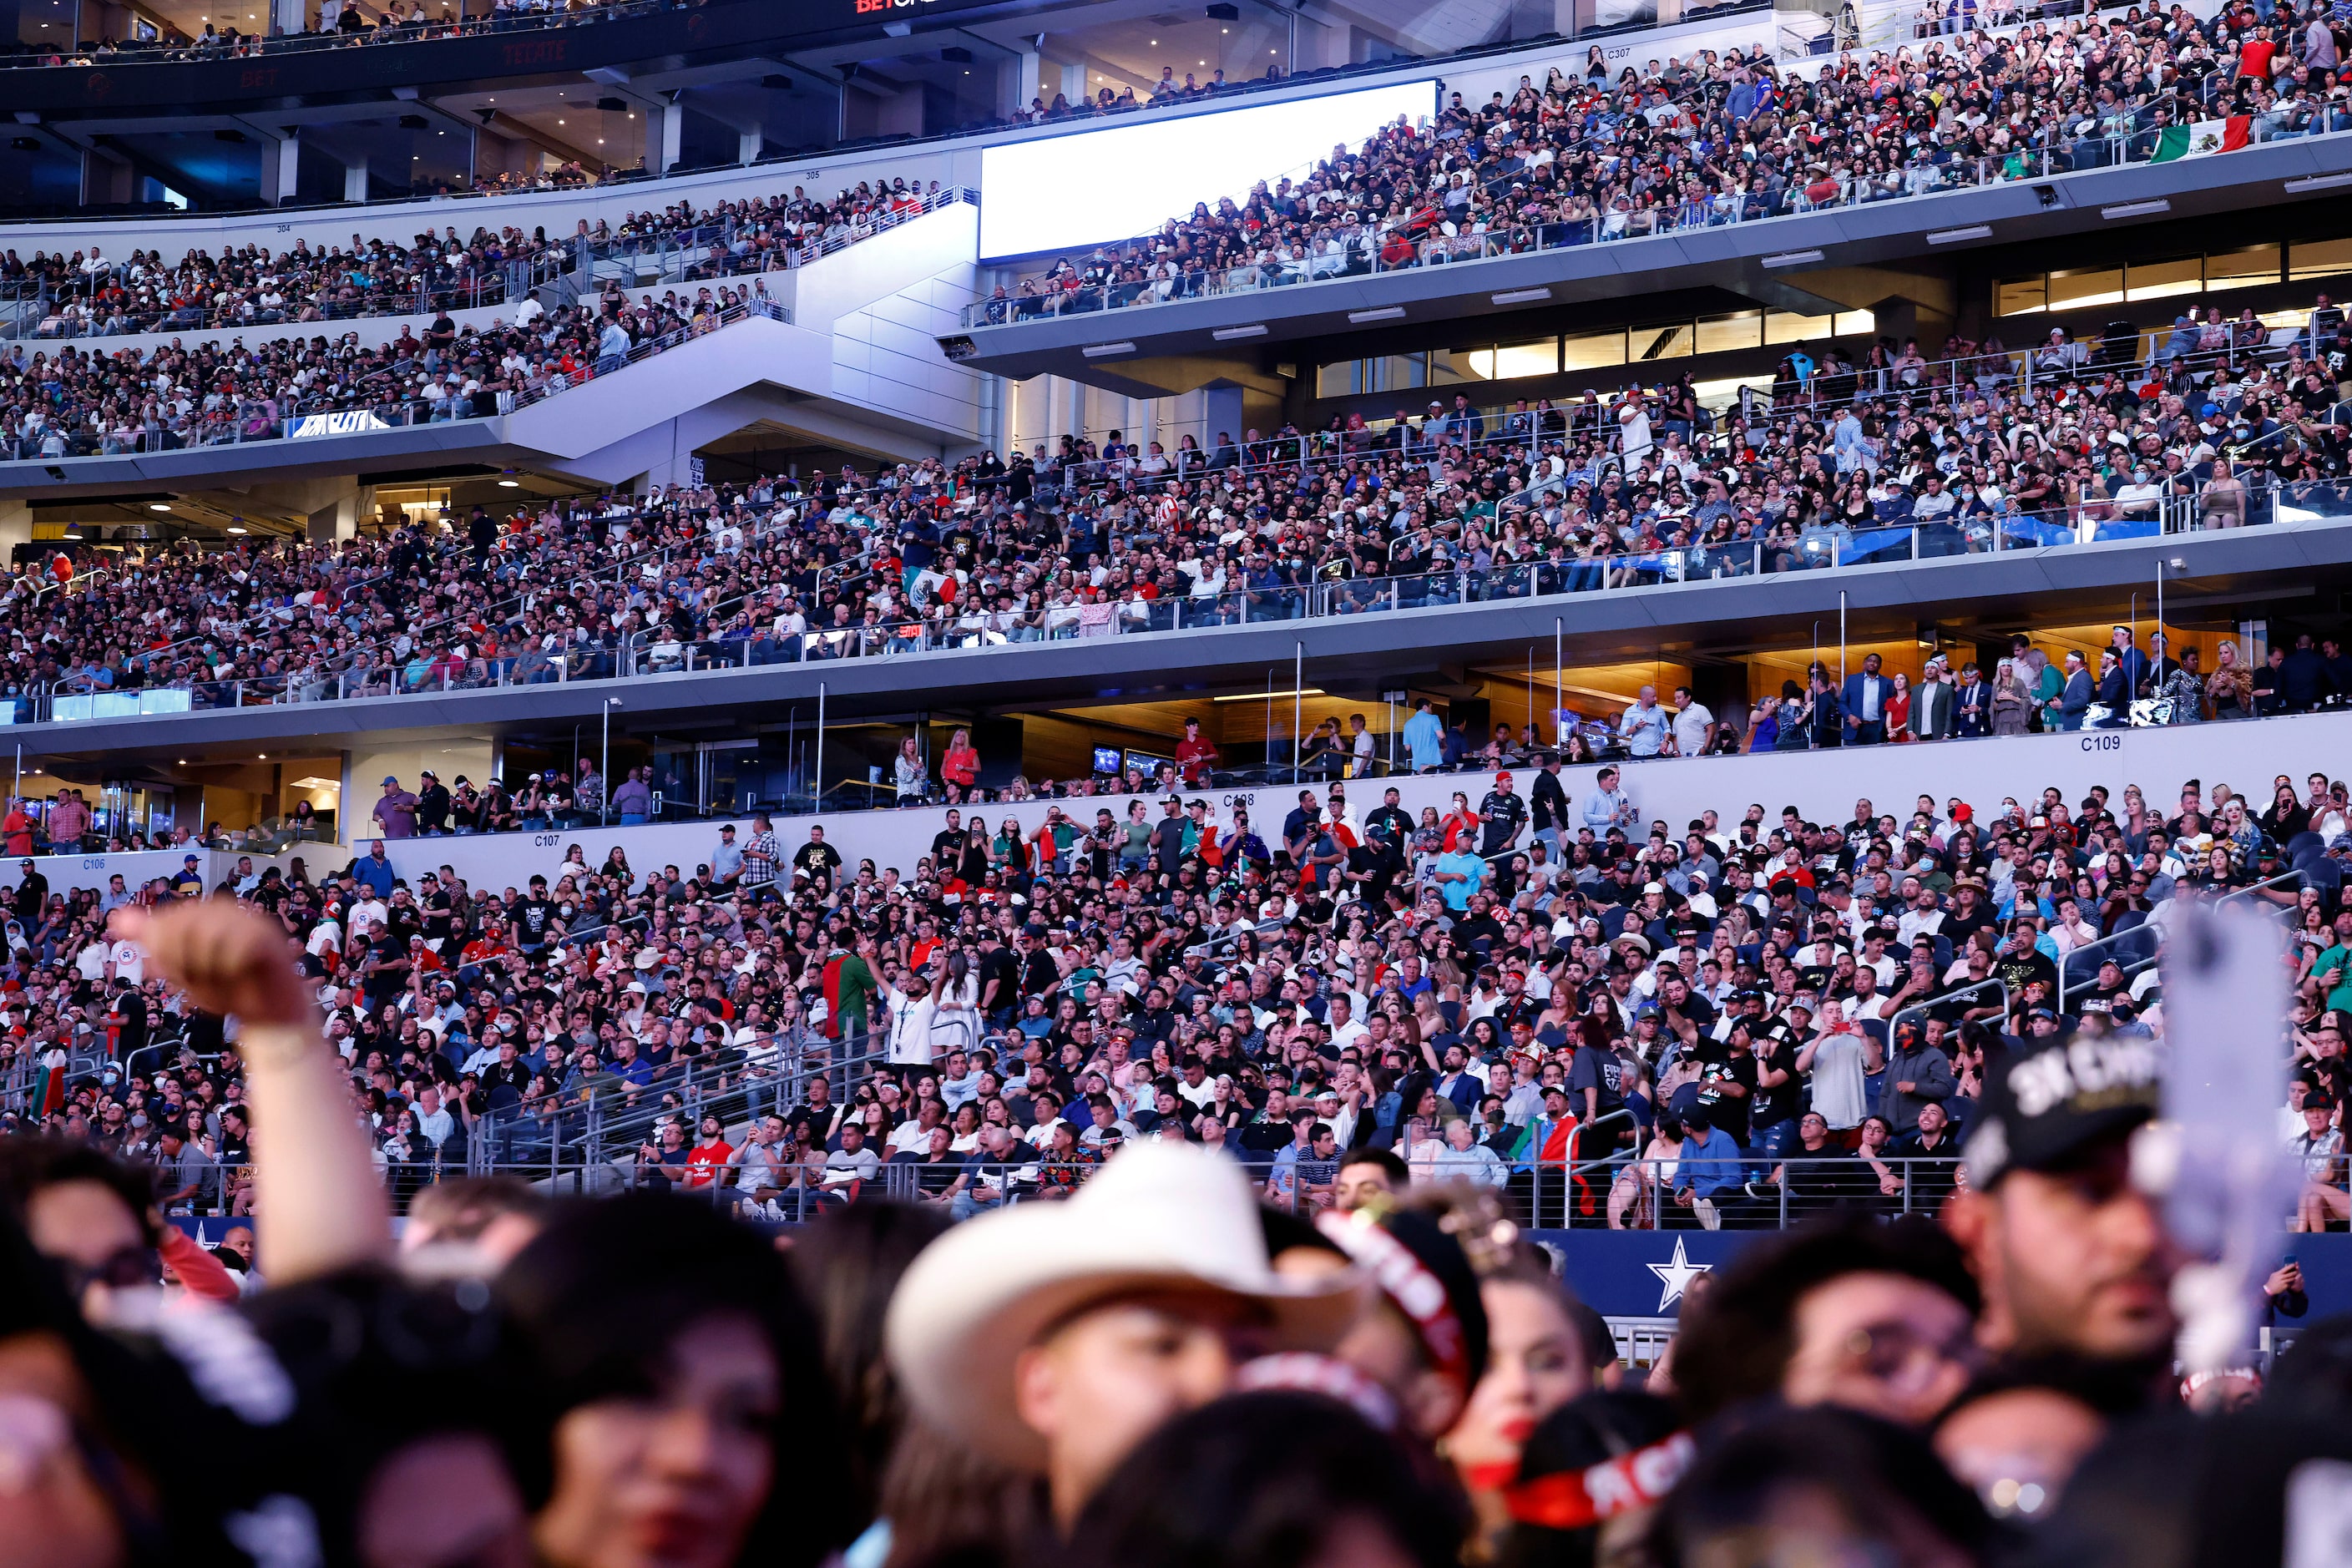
[977,80,1436,263]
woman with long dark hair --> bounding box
[497,1193,857,1568]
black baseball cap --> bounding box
[1964,1034,2161,1186]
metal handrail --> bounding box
[1530,1105,1633,1229]
[2056,866,2304,1011]
[1889,975,2009,1040]
[1586,1153,1965,1229]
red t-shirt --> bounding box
[1175,736,1219,784]
[684,1139,734,1189]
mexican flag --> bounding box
[2151,116,2251,161]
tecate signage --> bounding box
[290,410,392,438]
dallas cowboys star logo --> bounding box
[1646,1237,1712,1311]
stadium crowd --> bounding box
[4,173,951,344]
[0,747,2344,1568]
[5,270,2346,709]
[990,0,2352,313]
[10,709,2352,1225]
[0,276,786,460]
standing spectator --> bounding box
[1990,660,2033,736]
[1402,700,1445,774]
[2281,634,2332,713]
[894,736,928,804]
[741,813,781,889]
[47,789,90,850]
[414,770,451,836]
[2093,650,2130,728]
[1621,686,1669,758]
[372,775,418,838]
[710,822,745,888]
[1841,653,1891,745]
[1581,766,1634,832]
[1670,686,1715,756]
[1796,999,1873,1134]
[573,757,604,823]
[1175,715,1221,786]
[2051,650,2092,731]
[1913,656,1956,741]
[941,727,982,799]
[1479,771,1529,857]
[1808,670,1844,747]
[1877,1021,1955,1136]
[1531,753,1571,857]
[609,766,653,824]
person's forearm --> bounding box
[240,1023,392,1282]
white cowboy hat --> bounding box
[884,1141,1364,1469]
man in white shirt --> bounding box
[1895,885,1946,948]
[1845,965,1892,1023]
[1669,686,1715,756]
[1795,999,1874,1130]
[888,1100,947,1157]
[1326,994,1369,1054]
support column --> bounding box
[80,148,133,205]
[306,491,360,543]
[737,128,762,164]
[341,154,369,203]
[258,131,298,206]
[1201,382,1246,450]
[0,501,30,570]
[1059,59,1085,106]
[646,101,682,173]
[1011,49,1041,114]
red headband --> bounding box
[1504,1431,1697,1530]
[1314,1210,1469,1396]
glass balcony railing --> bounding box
[23,479,2346,730]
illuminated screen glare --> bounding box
[978,80,1436,262]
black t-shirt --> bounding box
[1479,791,1529,854]
[1238,1120,1296,1156]
[977,947,1019,1010]
[1697,1050,1759,1144]
[1453,912,1505,958]
[1531,771,1570,831]
[512,896,557,947]
[1568,1044,1626,1115]
[795,842,843,879]
[1020,949,1061,998]
[362,934,412,997]
[1751,1035,1802,1127]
